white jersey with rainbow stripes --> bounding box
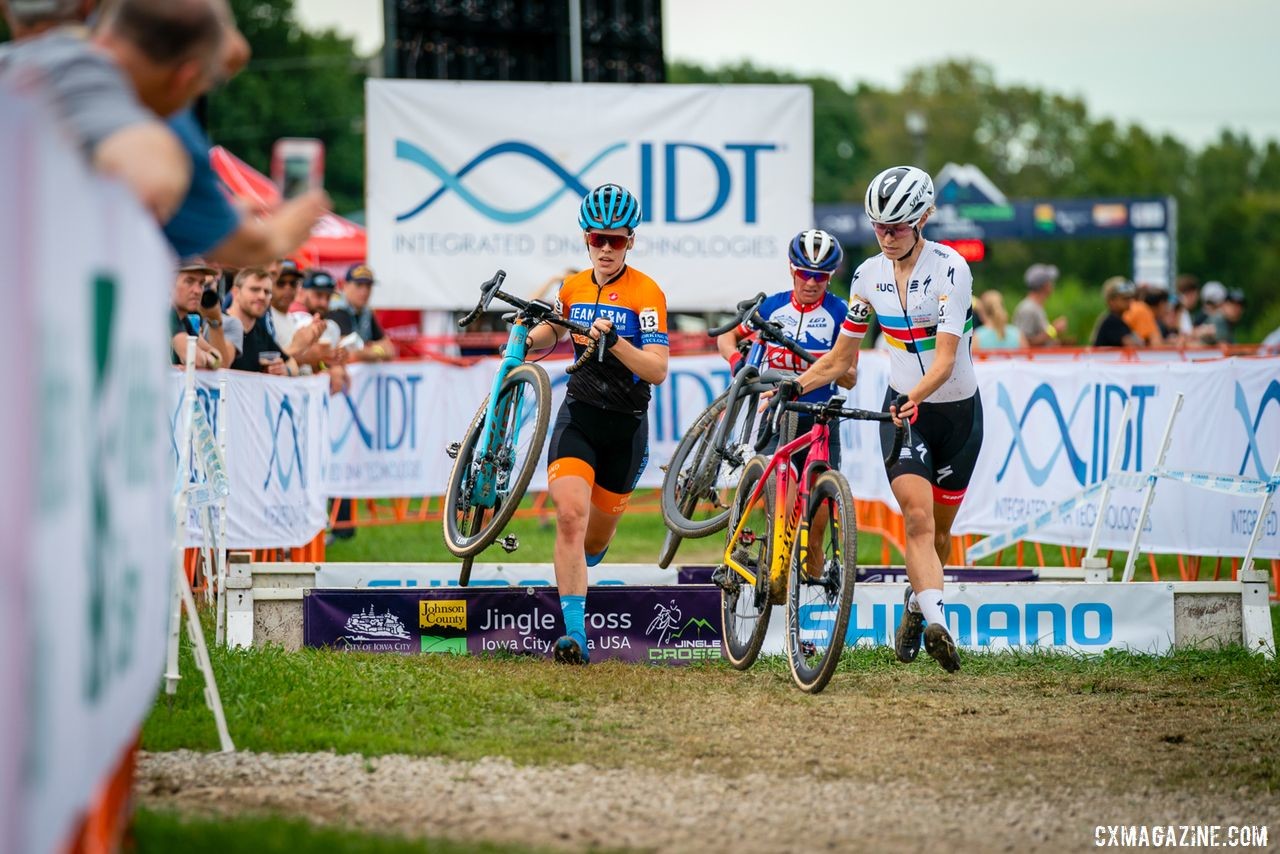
[840,240,977,403]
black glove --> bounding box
[601,327,620,348]
[777,378,803,402]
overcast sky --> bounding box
[294,0,1279,149]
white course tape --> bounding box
[965,481,1107,563]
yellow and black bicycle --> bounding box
[714,393,907,693]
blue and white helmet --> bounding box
[865,165,935,225]
[788,229,843,273]
[578,183,642,231]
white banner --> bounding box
[957,357,1280,558]
[314,562,673,589]
[172,371,330,549]
[366,80,812,310]
[179,352,1280,559]
[7,88,174,854]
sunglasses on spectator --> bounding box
[871,221,917,238]
[585,232,631,250]
[791,267,832,284]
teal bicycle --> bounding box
[443,270,605,584]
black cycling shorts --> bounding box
[547,397,649,513]
[879,387,983,505]
[758,413,842,477]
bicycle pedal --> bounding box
[445,442,461,459]
[499,533,520,553]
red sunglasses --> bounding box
[791,267,832,284]
[585,232,631,250]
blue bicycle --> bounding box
[443,270,604,584]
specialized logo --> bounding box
[263,392,307,491]
[1235,380,1280,478]
[395,139,625,224]
[419,599,468,630]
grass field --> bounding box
[141,503,1280,851]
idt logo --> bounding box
[996,382,1157,486]
[264,392,307,491]
[395,139,777,225]
[1235,380,1280,478]
[331,373,423,453]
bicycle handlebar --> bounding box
[706,291,816,367]
[754,392,911,469]
[458,269,610,372]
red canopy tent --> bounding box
[209,145,366,272]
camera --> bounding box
[200,287,220,310]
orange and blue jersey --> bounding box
[557,266,668,415]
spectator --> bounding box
[1220,289,1246,344]
[170,258,233,368]
[299,269,337,315]
[0,0,192,221]
[270,261,333,366]
[1146,285,1179,343]
[226,267,294,375]
[1014,263,1069,346]
[329,263,394,362]
[1091,278,1144,348]
[973,290,1026,350]
[1123,283,1164,346]
[1201,281,1230,344]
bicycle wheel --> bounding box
[662,385,759,539]
[720,455,775,670]
[443,363,551,558]
[785,469,857,694]
[657,526,683,569]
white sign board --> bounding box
[367,80,812,310]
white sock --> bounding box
[916,588,947,630]
[907,591,921,613]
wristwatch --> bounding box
[205,317,222,328]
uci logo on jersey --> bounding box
[874,282,894,293]
[395,139,779,225]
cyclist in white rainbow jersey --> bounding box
[780,165,982,673]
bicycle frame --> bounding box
[722,419,834,588]
[470,320,534,508]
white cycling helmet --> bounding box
[865,165,935,225]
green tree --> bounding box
[210,0,369,213]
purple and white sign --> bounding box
[303,586,724,664]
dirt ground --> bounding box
[137,673,1280,853]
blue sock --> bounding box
[585,547,609,568]
[560,594,586,646]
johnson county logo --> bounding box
[419,599,468,631]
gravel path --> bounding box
[136,750,1277,852]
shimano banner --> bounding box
[366,80,813,310]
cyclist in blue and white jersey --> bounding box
[781,166,982,673]
[717,229,853,577]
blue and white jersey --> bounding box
[739,290,848,403]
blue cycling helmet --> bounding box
[578,183,642,231]
[788,229,843,273]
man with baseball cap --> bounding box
[298,269,338,315]
[1091,277,1143,348]
[170,257,235,368]
[328,263,394,362]
[1013,263,1070,346]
